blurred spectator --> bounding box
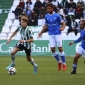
[29,11,38,26]
[63,10,72,27]
[67,16,78,36]
[12,5,23,19]
[42,0,50,7]
[77,0,84,9]
[18,12,29,25]
[49,0,53,2]
[83,2,85,19]
[34,0,42,16]
[68,0,76,9]
[68,0,76,15]
[18,0,25,9]
[68,7,75,15]
[52,0,60,13]
[39,5,46,19]
[52,0,60,8]
[23,0,34,17]
[59,0,69,14]
[75,2,83,19]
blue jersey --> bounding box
[74,29,85,49]
[45,12,63,35]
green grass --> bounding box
[0,56,85,85]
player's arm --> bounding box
[60,21,66,31]
[20,37,34,43]
[9,30,17,40]
[58,14,66,31]
[38,25,48,37]
[6,27,19,45]
[25,37,33,43]
[69,36,81,46]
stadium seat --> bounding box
[68,32,75,36]
[62,33,67,36]
[7,32,12,37]
[31,26,42,32]
[0,32,7,37]
[15,32,21,40]
[77,33,80,36]
[60,8,63,14]
[31,0,36,4]
[31,27,36,32]
[9,6,16,13]
[1,25,10,33]
[5,19,13,27]
[7,33,15,40]
[40,0,44,3]
[10,25,18,32]
[75,19,80,23]
[12,0,19,7]
[43,32,48,36]
[0,32,8,40]
[12,19,20,26]
[68,12,74,16]
[7,13,15,20]
[33,33,38,36]
[62,26,69,33]
[38,19,45,26]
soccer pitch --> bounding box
[0,56,85,85]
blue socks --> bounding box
[53,52,60,62]
[60,52,66,64]
[53,51,66,64]
[73,64,77,72]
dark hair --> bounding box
[80,20,85,26]
[46,3,54,8]
[26,0,32,5]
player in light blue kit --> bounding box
[69,20,85,74]
[38,3,66,71]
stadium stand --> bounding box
[0,0,85,40]
[0,0,13,33]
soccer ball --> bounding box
[8,67,17,75]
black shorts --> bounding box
[15,44,31,56]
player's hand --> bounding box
[60,28,64,31]
[37,32,42,38]
[6,39,11,45]
[69,42,74,46]
[19,40,24,43]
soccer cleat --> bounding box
[6,64,15,70]
[70,71,76,74]
[62,64,66,71]
[58,62,62,71]
[34,64,38,74]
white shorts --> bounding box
[76,43,85,55]
[49,35,62,47]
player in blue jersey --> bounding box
[69,20,85,74]
[38,3,66,71]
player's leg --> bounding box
[58,47,66,71]
[49,35,61,70]
[55,35,66,71]
[71,46,84,74]
[6,47,19,70]
[49,35,60,62]
[25,49,38,74]
[71,53,81,74]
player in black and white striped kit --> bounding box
[6,16,38,74]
